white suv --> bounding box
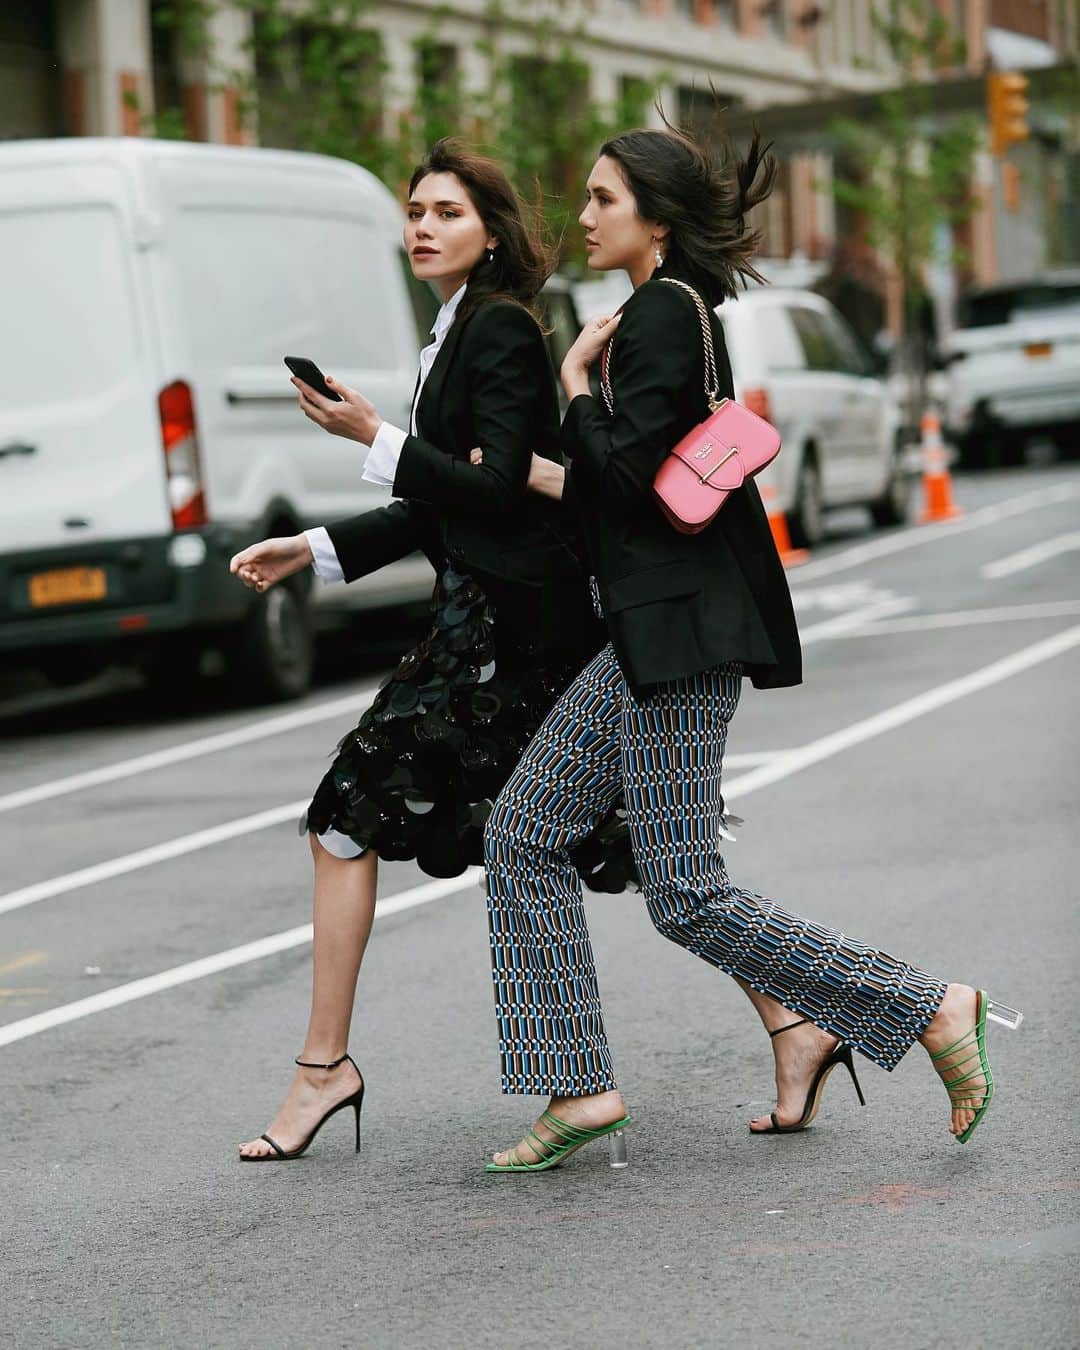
[942,272,1080,467]
[716,288,911,546]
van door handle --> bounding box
[0,441,37,459]
[225,391,297,406]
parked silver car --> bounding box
[942,271,1080,467]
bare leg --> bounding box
[237,836,377,1158]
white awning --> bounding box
[986,26,1059,70]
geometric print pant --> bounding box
[484,643,947,1096]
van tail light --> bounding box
[159,380,207,529]
[742,387,774,424]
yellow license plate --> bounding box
[29,566,107,608]
[1025,342,1053,358]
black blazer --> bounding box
[562,272,802,691]
[325,299,592,648]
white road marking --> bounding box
[791,580,898,612]
[980,531,1080,580]
[2,623,1078,1046]
[4,481,1073,819]
[0,683,380,815]
[792,480,1077,583]
[0,870,482,1048]
[799,597,914,643]
[723,624,1080,803]
[0,800,307,917]
[824,599,1080,638]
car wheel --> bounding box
[789,455,824,549]
[869,444,913,528]
[232,578,314,702]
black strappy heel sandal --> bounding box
[751,1019,866,1135]
[240,1053,365,1162]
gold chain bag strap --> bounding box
[599,277,781,535]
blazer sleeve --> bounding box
[562,281,702,511]
[390,303,539,516]
[324,499,430,584]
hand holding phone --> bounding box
[283,355,343,402]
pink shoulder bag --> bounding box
[600,277,782,535]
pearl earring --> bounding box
[486,248,495,263]
[653,240,664,268]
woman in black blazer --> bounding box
[229,140,630,1162]
[483,127,1018,1172]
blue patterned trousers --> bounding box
[484,643,947,1096]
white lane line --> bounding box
[0,870,481,1048]
[980,531,1080,580]
[825,600,1080,638]
[2,623,1078,1048]
[723,623,1080,803]
[792,480,1077,582]
[0,682,380,816]
[799,597,914,643]
[724,751,795,768]
[0,800,307,917]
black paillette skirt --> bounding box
[303,566,636,891]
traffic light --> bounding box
[986,71,1030,157]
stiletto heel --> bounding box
[240,1052,365,1162]
[485,1110,633,1173]
[838,1044,867,1107]
[752,1019,867,1135]
[932,989,1020,1144]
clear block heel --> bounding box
[608,1128,629,1169]
[986,1001,1024,1030]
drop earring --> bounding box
[653,239,664,269]
[486,248,495,263]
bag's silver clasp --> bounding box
[698,446,738,484]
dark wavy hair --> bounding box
[598,121,776,306]
[408,138,556,325]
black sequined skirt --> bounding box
[303,566,637,890]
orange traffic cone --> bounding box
[917,409,963,523]
[760,485,809,567]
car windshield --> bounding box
[956,281,1080,328]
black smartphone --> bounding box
[283,355,342,402]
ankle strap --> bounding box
[768,1019,810,1039]
[295,1052,350,1070]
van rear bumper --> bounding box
[0,526,250,655]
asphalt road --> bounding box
[2,466,1078,1350]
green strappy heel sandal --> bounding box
[931,990,1022,1144]
[485,1109,632,1173]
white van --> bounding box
[0,138,434,700]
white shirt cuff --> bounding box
[362,421,407,487]
[304,526,345,584]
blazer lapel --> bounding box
[414,310,471,441]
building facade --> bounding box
[2,1,1077,309]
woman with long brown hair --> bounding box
[481,124,1021,1172]
[229,139,632,1161]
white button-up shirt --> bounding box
[305,283,466,582]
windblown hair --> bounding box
[599,118,776,305]
[408,139,556,324]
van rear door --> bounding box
[0,158,170,554]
